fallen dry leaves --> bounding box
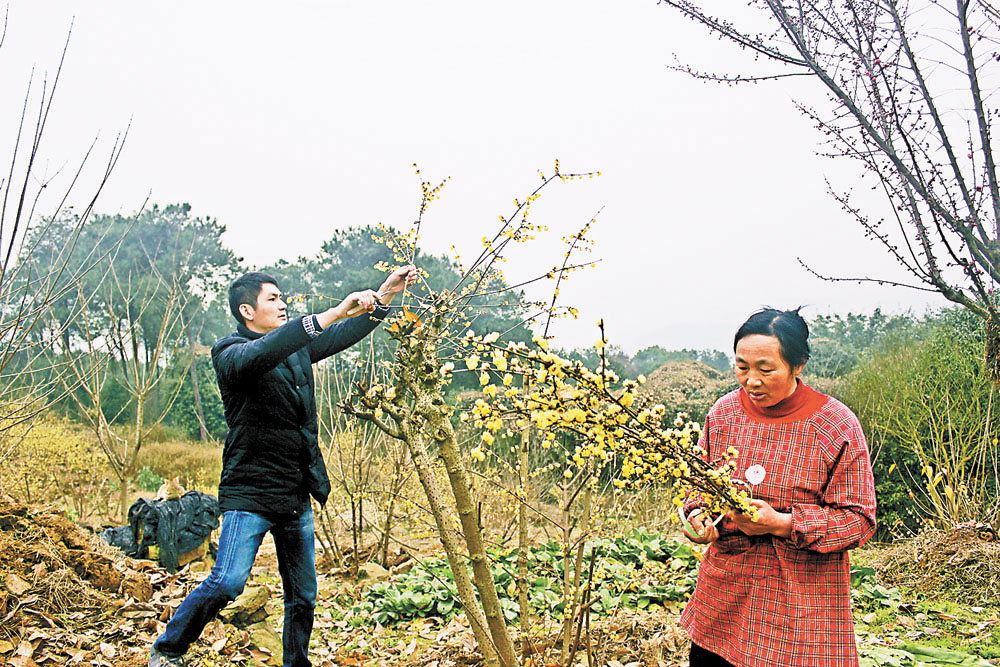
[0,493,695,667]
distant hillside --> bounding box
[640,360,737,424]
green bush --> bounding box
[839,308,999,536]
[134,466,164,492]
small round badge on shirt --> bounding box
[745,464,766,486]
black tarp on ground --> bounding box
[101,491,220,572]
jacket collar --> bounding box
[237,322,264,340]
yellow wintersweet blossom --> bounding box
[456,327,753,519]
[466,354,480,370]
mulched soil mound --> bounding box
[0,494,271,667]
[865,526,1000,605]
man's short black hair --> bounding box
[229,272,280,325]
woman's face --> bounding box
[734,334,804,408]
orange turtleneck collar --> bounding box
[737,379,828,425]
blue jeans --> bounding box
[153,508,318,667]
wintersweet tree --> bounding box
[459,326,755,666]
[341,165,752,667]
[660,0,1000,372]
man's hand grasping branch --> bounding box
[317,264,419,328]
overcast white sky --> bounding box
[0,1,948,354]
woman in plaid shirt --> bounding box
[680,308,877,667]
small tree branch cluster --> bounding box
[662,0,1000,325]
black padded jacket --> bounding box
[211,309,386,516]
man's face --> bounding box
[241,283,287,333]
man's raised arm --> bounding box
[308,265,418,362]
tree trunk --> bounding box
[120,394,146,522]
[118,471,129,524]
[380,443,411,567]
[559,482,573,661]
[380,483,399,568]
[61,324,71,356]
[358,491,364,565]
[316,504,343,567]
[563,485,592,666]
[351,490,361,575]
[187,329,208,442]
[379,496,396,570]
[517,427,531,658]
[401,420,502,667]
[422,400,518,667]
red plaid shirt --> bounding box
[681,386,876,667]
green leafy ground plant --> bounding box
[342,529,698,627]
[852,565,1000,662]
[321,539,1000,664]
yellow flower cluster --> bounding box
[552,158,602,182]
[457,329,754,517]
[414,163,451,218]
[372,221,429,270]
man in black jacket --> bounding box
[150,265,416,667]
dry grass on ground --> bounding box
[134,440,223,493]
[862,526,1000,606]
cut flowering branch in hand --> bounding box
[460,324,756,520]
